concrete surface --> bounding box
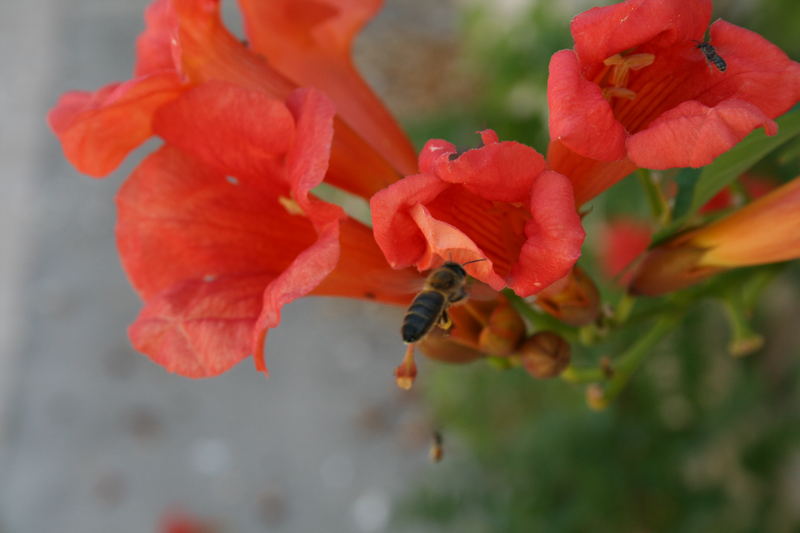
[0,1,458,531]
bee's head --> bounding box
[441,262,466,277]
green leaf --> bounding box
[688,109,800,216]
[778,135,800,165]
[655,109,800,243]
[670,167,703,221]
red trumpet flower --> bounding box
[370,130,585,297]
[547,0,800,205]
[119,86,416,377]
[48,0,422,377]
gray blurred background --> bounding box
[0,1,463,531]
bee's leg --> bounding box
[437,311,453,334]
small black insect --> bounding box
[696,40,726,72]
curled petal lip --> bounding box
[548,49,626,162]
[408,203,506,290]
[571,0,712,66]
[508,170,585,296]
[135,0,180,76]
[48,73,183,177]
[369,173,450,269]
[129,274,271,377]
[626,99,776,169]
[432,130,548,203]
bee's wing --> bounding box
[359,268,498,302]
[360,268,425,299]
[466,279,500,301]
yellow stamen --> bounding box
[278,196,304,216]
[599,53,655,102]
[602,87,637,100]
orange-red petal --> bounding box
[129,273,271,377]
[547,140,637,206]
[135,0,180,76]
[432,130,547,203]
[695,177,800,267]
[702,21,800,119]
[48,73,183,177]
[508,171,585,296]
[627,99,776,169]
[118,146,321,376]
[548,50,626,162]
[571,0,711,67]
[153,81,296,179]
[237,0,417,176]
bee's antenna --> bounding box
[461,258,487,266]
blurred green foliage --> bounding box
[396,1,800,531]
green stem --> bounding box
[613,293,637,326]
[636,168,670,225]
[561,365,605,384]
[601,315,678,405]
[720,299,763,357]
[503,289,578,342]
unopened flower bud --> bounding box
[586,384,608,411]
[629,245,719,296]
[518,331,571,379]
[478,301,526,356]
[729,335,764,357]
[535,267,600,326]
[418,333,485,363]
[632,177,800,296]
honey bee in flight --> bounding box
[394,258,486,390]
[696,39,726,72]
[401,259,485,344]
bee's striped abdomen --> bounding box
[402,291,446,343]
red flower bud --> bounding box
[477,301,527,356]
[586,384,608,411]
[518,331,572,379]
[535,267,600,326]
